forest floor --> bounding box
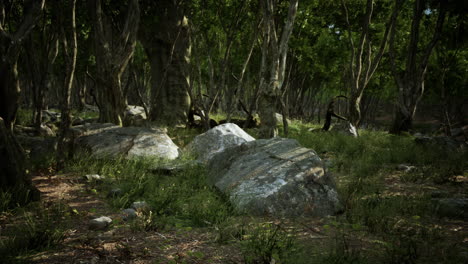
[1,164,466,263]
[1,120,467,263]
[20,173,244,264]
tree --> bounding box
[139,0,191,126]
[258,0,298,138]
[341,0,402,128]
[0,0,45,197]
[24,6,59,132]
[56,0,78,169]
[389,0,447,134]
[92,0,140,126]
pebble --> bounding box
[89,216,112,230]
[131,201,148,210]
[122,208,137,221]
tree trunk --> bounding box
[93,0,140,126]
[388,0,447,134]
[140,1,191,126]
[57,0,78,169]
[258,0,298,138]
[342,0,402,128]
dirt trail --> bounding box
[28,174,242,264]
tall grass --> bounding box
[64,154,234,229]
[0,202,70,262]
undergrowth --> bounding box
[4,115,465,263]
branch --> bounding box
[364,0,403,87]
[355,0,373,86]
[419,0,447,78]
[341,0,355,80]
[11,0,45,43]
[405,0,424,75]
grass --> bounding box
[4,113,466,263]
[0,202,71,262]
[64,154,234,229]
[64,117,467,263]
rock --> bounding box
[150,161,199,175]
[185,123,255,163]
[84,104,99,112]
[330,122,358,137]
[18,136,57,161]
[70,123,119,137]
[74,125,179,159]
[131,201,148,210]
[39,124,56,137]
[450,128,463,137]
[84,174,105,182]
[207,137,341,217]
[89,216,112,230]
[124,105,147,126]
[275,113,289,125]
[430,190,448,198]
[307,127,322,133]
[433,198,468,218]
[72,117,85,126]
[107,188,123,198]
[121,208,137,221]
[396,164,416,173]
[42,110,61,123]
[415,135,466,151]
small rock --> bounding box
[121,208,137,221]
[330,122,358,137]
[107,188,123,198]
[307,127,322,133]
[84,174,105,182]
[72,117,85,126]
[39,124,56,137]
[131,201,148,210]
[433,198,468,218]
[450,128,463,137]
[324,159,334,168]
[430,190,448,198]
[89,216,112,230]
[396,164,416,173]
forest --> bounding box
[0,0,467,263]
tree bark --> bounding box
[93,0,140,126]
[342,0,402,127]
[57,0,78,169]
[389,0,447,134]
[258,0,298,138]
[0,0,44,196]
[139,1,191,126]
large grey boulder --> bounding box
[75,125,179,159]
[185,123,255,163]
[207,137,341,217]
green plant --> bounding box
[0,202,70,261]
[16,108,33,126]
[241,222,299,264]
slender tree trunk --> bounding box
[57,0,77,169]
